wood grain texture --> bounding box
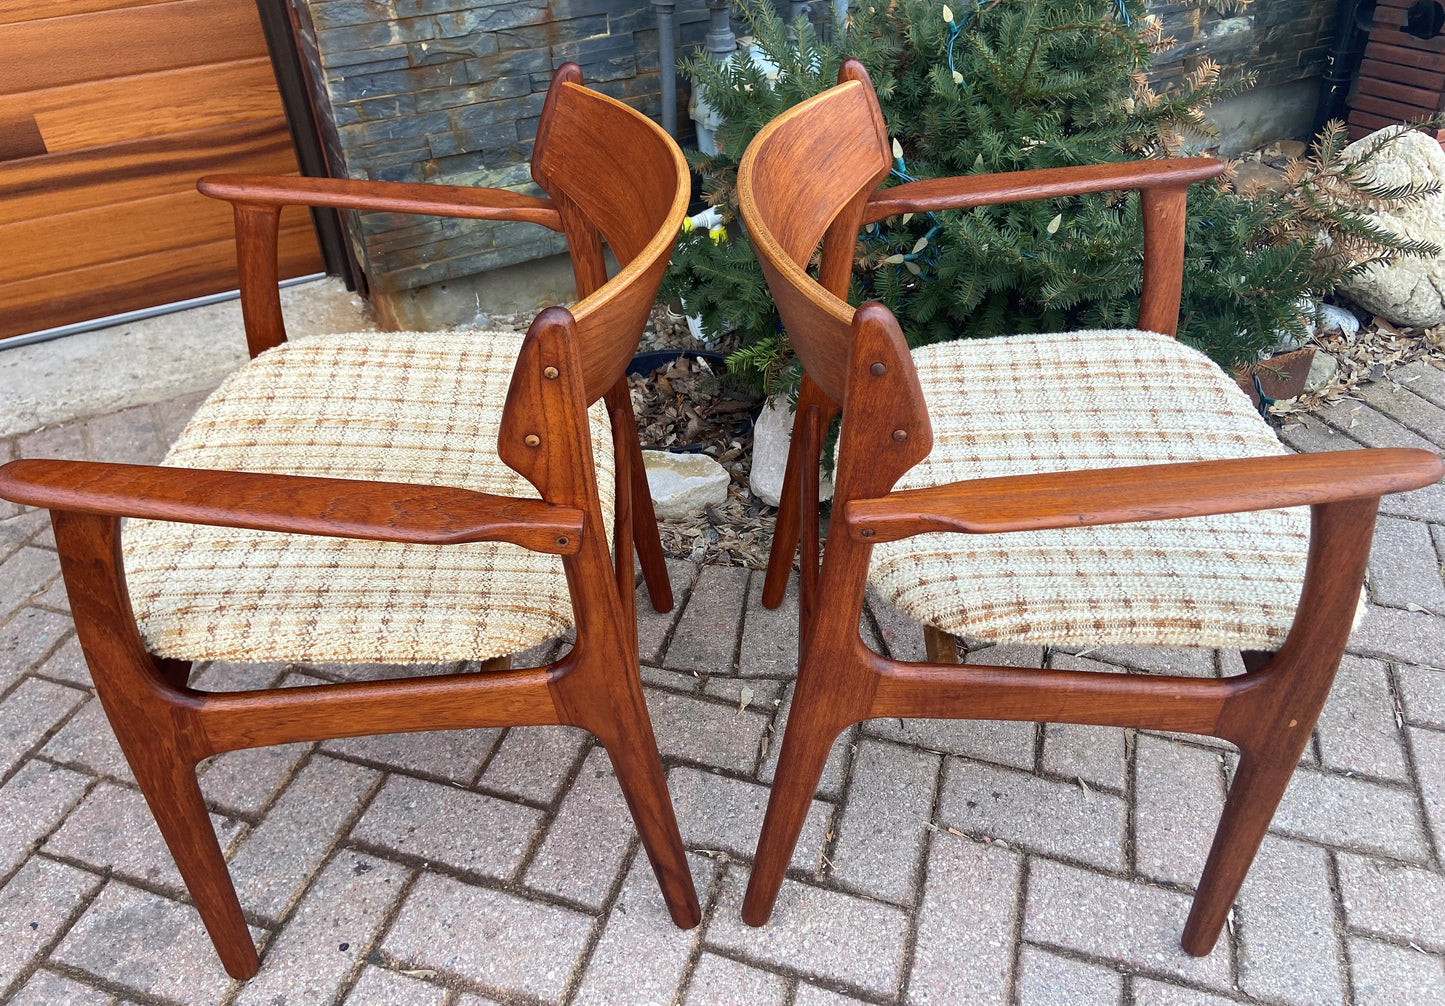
[0,0,268,96]
[7,58,284,153]
[0,187,312,283]
[198,173,564,230]
[0,219,317,339]
[0,460,586,552]
[1,0,319,339]
[861,158,1225,223]
[735,63,1425,959]
[0,118,297,225]
[0,0,167,25]
[842,449,1443,541]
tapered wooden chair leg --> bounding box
[599,690,701,928]
[628,433,675,613]
[1182,745,1307,956]
[125,734,259,978]
[762,432,804,609]
[743,696,843,926]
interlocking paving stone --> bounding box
[683,953,789,1006]
[1359,379,1445,443]
[83,406,166,466]
[908,834,1019,1005]
[572,852,714,1006]
[1058,646,1215,677]
[352,774,543,880]
[1338,852,1445,952]
[344,966,447,1006]
[324,727,500,784]
[0,677,84,778]
[1368,516,1445,613]
[708,865,909,998]
[1317,399,1439,451]
[830,738,939,903]
[645,688,770,773]
[1134,735,1226,887]
[1349,604,1445,665]
[524,747,635,909]
[0,857,101,996]
[40,699,132,783]
[0,607,71,690]
[864,716,1036,770]
[185,663,309,815]
[795,983,874,1005]
[1237,836,1343,1006]
[662,564,749,672]
[234,852,407,1006]
[52,880,247,1005]
[35,635,89,688]
[478,725,589,804]
[31,578,69,614]
[1348,937,1445,1006]
[6,970,117,1005]
[0,548,61,619]
[738,572,799,679]
[939,758,1127,871]
[1016,945,1123,1005]
[703,674,785,709]
[1395,361,1445,407]
[1042,723,1126,791]
[1278,416,1365,454]
[636,558,698,665]
[227,755,379,922]
[1132,980,1241,1005]
[1315,655,1410,780]
[1410,725,1445,857]
[45,782,242,895]
[382,872,593,1003]
[1380,479,1445,523]
[759,686,854,799]
[642,664,698,692]
[198,741,313,817]
[866,588,927,662]
[0,760,89,879]
[668,766,830,873]
[1024,860,1232,990]
[1270,764,1431,861]
[17,421,87,462]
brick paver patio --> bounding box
[2,349,1444,1005]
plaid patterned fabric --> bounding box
[123,331,614,664]
[868,329,1328,651]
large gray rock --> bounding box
[1339,127,1445,328]
[644,451,730,518]
[748,395,834,508]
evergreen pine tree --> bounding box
[660,0,1438,389]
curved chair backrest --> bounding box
[736,63,891,403]
[529,66,690,403]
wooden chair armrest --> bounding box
[860,157,1225,223]
[0,460,584,554]
[842,449,1443,543]
[198,174,563,230]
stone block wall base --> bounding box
[370,251,617,331]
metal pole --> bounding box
[706,0,738,60]
[654,0,678,136]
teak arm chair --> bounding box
[737,61,1443,955]
[0,65,701,979]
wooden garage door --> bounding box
[0,0,324,340]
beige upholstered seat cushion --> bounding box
[122,330,613,664]
[869,329,1319,651]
